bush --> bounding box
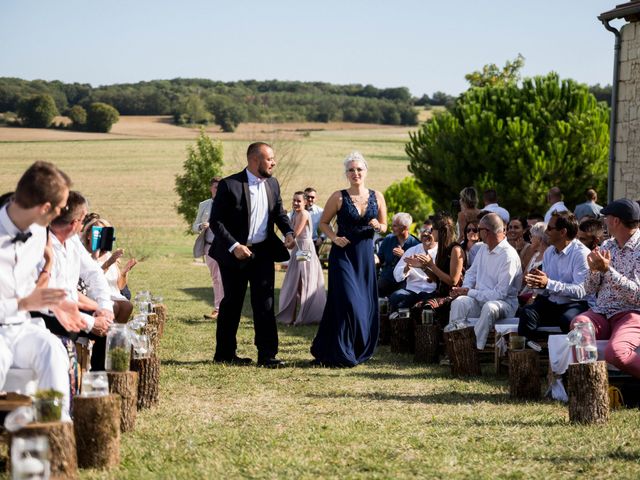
[68,105,87,128]
[174,128,225,229]
[173,95,212,125]
[383,177,433,232]
[17,93,59,128]
[86,102,119,132]
[406,73,609,214]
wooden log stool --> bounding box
[152,303,168,339]
[73,394,121,469]
[508,350,541,399]
[107,372,139,432]
[567,361,610,425]
[10,421,78,479]
[378,313,390,346]
[131,357,160,409]
[414,323,441,364]
[444,326,481,376]
[390,315,414,354]
[143,312,161,356]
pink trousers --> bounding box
[572,310,640,378]
[205,254,224,310]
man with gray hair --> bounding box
[377,212,420,297]
[447,212,522,349]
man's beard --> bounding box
[258,166,272,178]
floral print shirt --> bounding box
[585,229,640,318]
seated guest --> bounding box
[421,214,466,323]
[460,221,480,266]
[544,187,568,223]
[81,217,136,323]
[572,199,640,378]
[47,192,114,370]
[524,213,545,242]
[377,212,420,297]
[390,226,438,311]
[0,162,76,419]
[517,211,589,338]
[518,222,549,305]
[447,213,522,349]
[457,186,481,237]
[574,188,603,221]
[482,189,510,224]
[507,217,531,266]
[577,217,605,251]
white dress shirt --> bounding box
[0,205,45,324]
[307,204,324,241]
[482,203,510,224]
[541,239,589,304]
[48,234,113,332]
[246,169,269,245]
[544,201,568,223]
[462,238,522,309]
[393,243,438,294]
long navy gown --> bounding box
[310,189,379,366]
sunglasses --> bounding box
[466,227,478,233]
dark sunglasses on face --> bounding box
[466,227,478,233]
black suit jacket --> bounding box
[208,170,293,267]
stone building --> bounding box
[600,1,640,201]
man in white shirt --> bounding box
[0,161,80,420]
[544,186,568,223]
[193,176,224,320]
[390,229,438,311]
[304,187,324,252]
[482,189,510,225]
[47,191,114,370]
[517,211,590,338]
[448,213,522,349]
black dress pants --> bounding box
[517,295,589,338]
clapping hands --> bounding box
[587,247,610,273]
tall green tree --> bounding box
[465,54,525,88]
[17,93,59,128]
[86,102,119,132]
[406,72,609,215]
[174,128,224,229]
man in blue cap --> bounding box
[571,198,640,377]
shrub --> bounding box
[17,93,59,128]
[384,177,433,231]
[174,128,225,229]
[68,105,87,128]
[86,102,119,132]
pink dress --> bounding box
[276,213,326,325]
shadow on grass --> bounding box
[534,447,640,463]
[307,390,507,406]
[179,287,212,304]
[163,358,212,367]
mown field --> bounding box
[1,119,639,479]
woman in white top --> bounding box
[81,217,137,323]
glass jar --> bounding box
[11,436,50,480]
[81,371,109,397]
[106,324,131,372]
[378,298,389,315]
[567,321,598,364]
[131,333,152,360]
[397,308,410,319]
[421,308,434,325]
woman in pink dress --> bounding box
[276,192,326,325]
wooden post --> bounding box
[143,312,161,356]
[444,327,481,376]
[10,421,78,479]
[414,324,440,364]
[73,394,120,469]
[390,316,414,354]
[152,303,168,339]
[508,350,541,399]
[567,361,610,425]
[131,357,160,409]
[378,313,390,345]
[107,371,139,432]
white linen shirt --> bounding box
[462,238,522,309]
[482,203,510,224]
[307,204,324,241]
[393,243,438,294]
[246,169,269,245]
[541,239,589,304]
[0,205,45,325]
[48,234,113,331]
[544,201,568,223]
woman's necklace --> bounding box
[348,189,368,207]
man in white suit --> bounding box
[193,176,224,320]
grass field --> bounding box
[1,119,639,479]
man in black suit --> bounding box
[208,142,294,367]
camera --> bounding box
[90,226,116,252]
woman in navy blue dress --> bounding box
[310,152,387,366]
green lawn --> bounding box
[1,128,639,479]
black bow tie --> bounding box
[11,231,32,244]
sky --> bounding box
[0,0,627,96]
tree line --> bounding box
[0,77,424,132]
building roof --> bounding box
[599,0,640,22]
